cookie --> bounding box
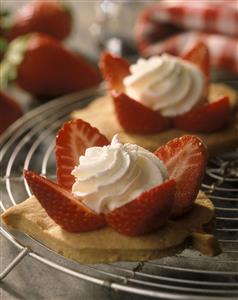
[1,192,220,264]
[71,83,238,156]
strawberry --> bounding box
[106,180,175,236]
[154,136,207,218]
[174,96,231,133]
[1,34,101,97]
[182,41,210,84]
[56,119,109,190]
[112,91,172,134]
[0,91,23,134]
[99,52,130,91]
[5,1,72,41]
[24,170,106,233]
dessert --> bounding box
[2,119,220,263]
[72,42,237,155]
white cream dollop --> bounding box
[123,54,204,117]
[71,135,168,214]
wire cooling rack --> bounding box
[0,86,238,299]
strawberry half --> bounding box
[6,1,72,41]
[99,52,130,91]
[112,91,172,134]
[0,91,23,134]
[24,170,106,233]
[56,119,109,190]
[106,179,175,236]
[1,34,101,97]
[154,136,207,218]
[174,96,231,133]
[182,41,210,92]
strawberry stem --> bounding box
[60,3,72,17]
[0,38,8,54]
[0,10,12,32]
[0,34,30,88]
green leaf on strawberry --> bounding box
[0,35,30,88]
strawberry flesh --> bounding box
[99,52,130,91]
[106,179,175,236]
[182,41,210,94]
[154,136,207,218]
[24,170,106,233]
[56,119,109,190]
[112,91,172,134]
[174,96,231,133]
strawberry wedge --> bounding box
[182,41,210,80]
[24,170,106,232]
[99,52,130,91]
[112,91,171,134]
[56,119,109,190]
[106,180,175,236]
[154,136,207,218]
[174,96,231,133]
[182,42,210,96]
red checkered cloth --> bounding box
[135,0,238,73]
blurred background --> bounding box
[0,0,237,133]
[0,0,157,131]
[1,1,155,59]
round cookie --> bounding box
[2,192,219,264]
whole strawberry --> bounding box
[0,34,101,97]
[3,1,72,41]
[0,91,23,134]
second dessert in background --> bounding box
[72,42,237,155]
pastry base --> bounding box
[71,83,238,156]
[1,192,220,264]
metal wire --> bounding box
[0,87,237,299]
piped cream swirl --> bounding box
[72,135,168,214]
[123,54,204,117]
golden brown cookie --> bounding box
[71,83,238,156]
[1,192,220,264]
[208,83,238,109]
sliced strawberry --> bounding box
[182,41,210,82]
[56,119,109,190]
[174,96,231,133]
[154,136,207,218]
[182,41,210,78]
[24,170,106,233]
[0,91,23,134]
[112,91,172,134]
[99,52,130,91]
[106,180,175,236]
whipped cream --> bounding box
[71,135,168,214]
[123,54,204,117]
